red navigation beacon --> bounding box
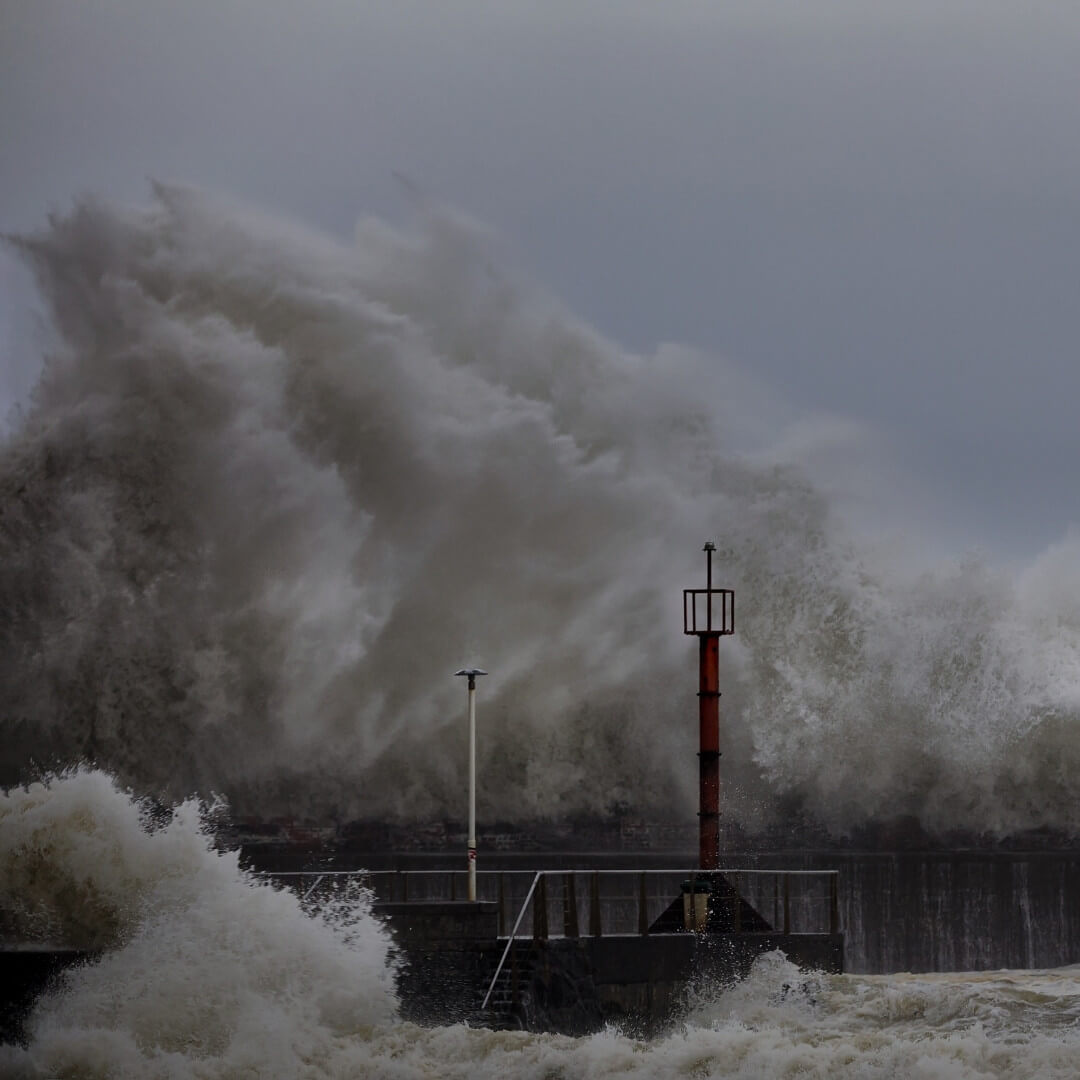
[683,542,734,871]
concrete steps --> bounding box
[467,940,534,1029]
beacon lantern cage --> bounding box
[683,543,734,636]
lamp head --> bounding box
[454,667,488,689]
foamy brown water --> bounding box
[3,772,1080,1079]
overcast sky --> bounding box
[3,0,1079,561]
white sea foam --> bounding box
[0,769,398,1078]
[4,773,1080,1079]
[4,185,1080,835]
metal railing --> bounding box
[262,869,538,935]
[478,867,839,1011]
[262,867,839,1016]
[482,872,542,1010]
[262,866,840,939]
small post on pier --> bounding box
[454,667,487,902]
[683,542,734,871]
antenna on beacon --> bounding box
[454,667,487,902]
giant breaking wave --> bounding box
[3,183,1080,835]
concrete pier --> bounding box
[511,933,842,1034]
[371,899,841,1033]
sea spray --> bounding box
[4,185,1080,835]
[0,769,398,1078]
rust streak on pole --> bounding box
[699,630,721,871]
[706,542,713,630]
[696,542,723,872]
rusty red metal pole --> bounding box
[700,543,721,870]
[684,543,731,873]
[698,630,721,870]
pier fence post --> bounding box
[498,873,506,936]
[534,875,549,941]
[590,872,602,937]
[563,873,579,938]
[638,873,649,935]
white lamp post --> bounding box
[453,668,487,902]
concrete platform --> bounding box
[371,900,842,1032]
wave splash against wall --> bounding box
[3,184,1080,835]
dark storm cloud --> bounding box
[3,0,1080,556]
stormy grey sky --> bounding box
[2,0,1079,561]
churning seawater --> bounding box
[6,184,1080,1076]
[3,771,1080,1080]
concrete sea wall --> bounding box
[342,849,1080,975]
[734,851,1080,973]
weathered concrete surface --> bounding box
[301,847,1080,975]
[371,900,842,1034]
[374,900,499,942]
[834,852,1080,973]
[519,934,843,1034]
[372,901,502,1025]
[727,851,1080,973]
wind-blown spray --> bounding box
[3,184,1080,836]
